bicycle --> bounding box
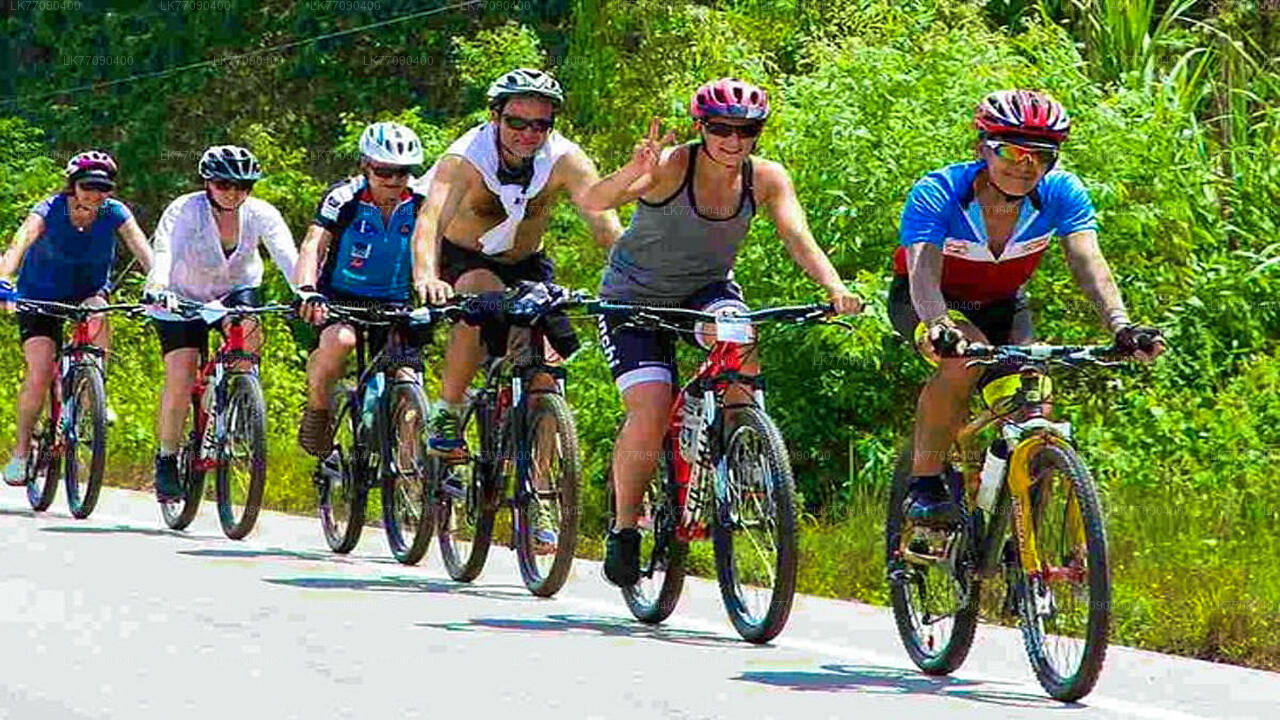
[432,286,584,598]
[155,299,292,539]
[886,342,1133,701]
[588,300,843,643]
[313,302,454,565]
[10,298,139,519]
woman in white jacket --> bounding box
[142,145,298,502]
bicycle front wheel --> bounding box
[216,374,267,540]
[435,400,496,582]
[1015,440,1110,701]
[63,364,107,519]
[162,397,207,530]
[25,386,62,511]
[318,386,367,553]
[382,382,434,565]
[515,391,581,597]
[712,405,798,644]
[614,437,688,624]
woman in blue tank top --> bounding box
[0,151,153,483]
[578,79,863,586]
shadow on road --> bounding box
[418,613,755,649]
[180,547,355,564]
[735,664,1077,710]
[263,574,541,602]
[41,523,218,540]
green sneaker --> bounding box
[428,406,466,458]
[526,497,559,555]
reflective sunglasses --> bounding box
[502,114,554,133]
[984,140,1058,167]
[210,179,255,192]
[368,165,415,179]
[703,121,764,139]
[76,181,114,192]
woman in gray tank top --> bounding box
[578,78,862,588]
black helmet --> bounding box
[487,68,564,109]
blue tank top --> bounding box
[17,194,132,301]
[313,177,424,302]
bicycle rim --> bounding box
[26,388,61,511]
[382,383,434,565]
[64,366,106,519]
[712,406,797,644]
[436,402,494,581]
[318,389,366,553]
[1017,441,1110,701]
[162,397,206,530]
[216,374,267,540]
[515,392,580,597]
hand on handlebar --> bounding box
[1113,324,1165,362]
[295,288,329,326]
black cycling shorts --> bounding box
[440,240,554,287]
[17,291,109,346]
[887,274,1033,349]
[153,288,261,357]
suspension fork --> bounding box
[1005,433,1085,579]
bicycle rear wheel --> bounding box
[162,397,207,530]
[318,386,367,553]
[25,387,61,511]
[215,374,267,540]
[515,391,581,597]
[1015,440,1110,701]
[614,436,688,624]
[885,443,979,675]
[64,364,107,519]
[382,382,434,565]
[712,406,798,644]
[436,400,496,582]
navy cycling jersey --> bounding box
[893,160,1097,303]
[312,176,424,302]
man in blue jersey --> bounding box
[890,90,1164,527]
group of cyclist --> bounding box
[0,66,1164,588]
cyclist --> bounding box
[891,89,1164,528]
[580,78,862,586]
[295,122,431,458]
[142,145,298,502]
[411,68,623,550]
[0,151,153,485]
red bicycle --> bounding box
[590,300,842,643]
[10,298,140,519]
[152,299,291,539]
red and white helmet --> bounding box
[690,78,770,121]
[65,150,118,179]
[974,90,1071,144]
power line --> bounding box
[0,0,483,109]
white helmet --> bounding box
[359,122,424,165]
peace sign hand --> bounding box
[629,117,676,176]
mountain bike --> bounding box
[589,300,842,643]
[886,343,1132,701]
[156,300,291,539]
[432,287,583,597]
[314,302,456,565]
[12,298,139,519]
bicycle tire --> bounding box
[1016,440,1110,702]
[26,386,61,511]
[215,374,267,540]
[63,364,107,519]
[318,387,368,553]
[515,391,581,597]
[615,435,689,624]
[436,400,497,582]
[381,382,434,565]
[162,396,207,530]
[885,442,980,674]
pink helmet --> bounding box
[974,90,1071,144]
[65,150,119,179]
[689,78,770,121]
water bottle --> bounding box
[361,372,385,429]
[678,392,702,462]
[976,438,1009,513]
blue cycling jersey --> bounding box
[312,176,424,302]
[17,194,131,301]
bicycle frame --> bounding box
[190,318,259,472]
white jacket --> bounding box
[147,192,298,303]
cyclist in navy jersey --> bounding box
[892,90,1164,528]
[0,151,153,484]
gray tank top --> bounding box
[600,144,755,302]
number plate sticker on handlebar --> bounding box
[715,314,752,344]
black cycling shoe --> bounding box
[904,474,962,528]
[154,453,183,503]
[604,527,641,587]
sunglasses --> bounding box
[368,165,415,179]
[210,179,255,192]
[502,114,554,133]
[76,182,114,193]
[984,140,1058,167]
[703,121,764,139]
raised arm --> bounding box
[578,117,677,213]
[558,146,624,248]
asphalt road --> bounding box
[2,487,1275,720]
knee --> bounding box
[453,269,503,294]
